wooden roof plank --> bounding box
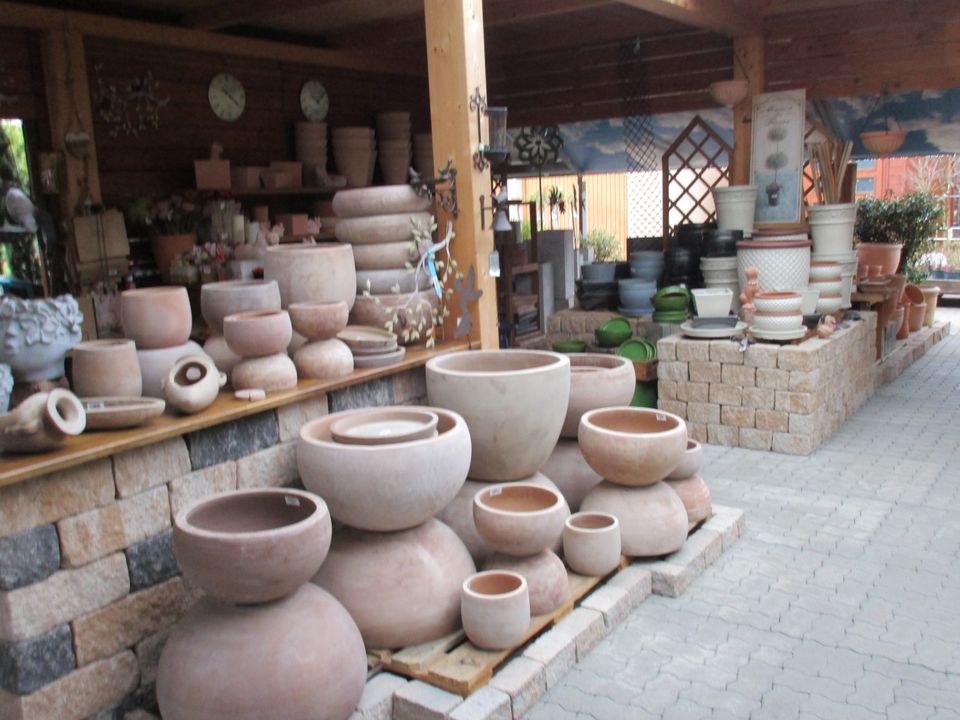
[611,0,760,37]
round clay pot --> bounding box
[461,571,530,651]
[665,473,712,531]
[563,512,622,577]
[299,406,470,531]
[578,407,687,486]
[263,243,357,310]
[293,338,354,379]
[903,284,925,306]
[0,388,85,453]
[352,238,426,271]
[581,481,688,557]
[483,550,568,616]
[163,354,226,415]
[200,280,282,335]
[908,302,926,332]
[349,290,438,342]
[231,352,298,393]
[356,268,433,294]
[157,584,366,720]
[121,286,192,349]
[137,341,205,398]
[540,440,603,512]
[288,301,349,341]
[332,185,433,218]
[313,518,476,648]
[71,339,142,398]
[473,483,567,557]
[667,440,702,480]
[561,354,635,438]
[202,335,241,377]
[173,488,332,604]
[856,242,902,277]
[223,310,293,358]
[426,350,571,481]
[150,233,196,284]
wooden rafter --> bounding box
[182,0,341,30]
[612,0,760,36]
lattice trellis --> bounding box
[661,116,732,239]
[620,38,662,240]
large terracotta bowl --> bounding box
[121,286,192,349]
[298,406,471,532]
[288,301,349,341]
[578,407,687,486]
[473,483,566,557]
[562,354,636,438]
[426,350,571,481]
[263,243,357,310]
[172,488,332,604]
[200,280,281,335]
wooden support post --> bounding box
[423,0,499,349]
[731,35,764,185]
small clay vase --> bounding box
[122,287,192,349]
[0,388,86,453]
[562,512,621,577]
[163,354,226,414]
[71,339,142,398]
[461,571,530,650]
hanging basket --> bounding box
[709,80,749,108]
[860,130,906,156]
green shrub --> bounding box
[856,192,943,282]
[583,229,620,263]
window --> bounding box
[858,158,876,170]
[856,177,875,194]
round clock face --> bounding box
[300,80,330,122]
[208,72,245,122]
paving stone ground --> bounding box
[527,309,960,720]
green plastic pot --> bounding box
[630,380,658,408]
[552,339,587,353]
[652,310,689,324]
[651,286,690,312]
[595,317,632,348]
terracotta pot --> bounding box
[908,302,926,332]
[150,233,196,283]
[888,273,908,303]
[200,280,281,335]
[299,406,470,532]
[473,483,567,557]
[540,440,602,512]
[350,290,438,343]
[581,481,688,557]
[137,341,205,398]
[352,238,427,271]
[231,352,298,393]
[333,147,375,188]
[903,284,924,306]
[71,339,141,398]
[0,389,85,453]
[224,310,293,358]
[664,473,712,531]
[202,335,242,377]
[896,304,910,340]
[293,338,354,379]
[578,407,687,486]
[356,268,433,294]
[483,550,567,616]
[313,518,476,648]
[426,350,571,481]
[562,512,621,577]
[561,354,636,438]
[0,295,83,383]
[122,286,192,350]
[461,571,530,650]
[173,488,331,604]
[157,584,366,720]
[163,354,226,414]
[332,185,433,218]
[856,242,902,277]
[288,301,349,341]
[263,243,357,310]
[919,284,941,326]
[666,439,702,480]
[334,211,433,246]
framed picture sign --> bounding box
[750,89,806,226]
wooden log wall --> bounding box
[0,29,47,127]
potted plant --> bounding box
[580,229,620,282]
[128,194,202,283]
[855,192,942,280]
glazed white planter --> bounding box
[807,203,856,255]
[473,483,567,557]
[712,185,757,238]
[691,288,733,318]
[737,239,811,293]
[563,512,621,577]
[0,295,83,382]
[263,243,357,310]
[562,354,636,438]
[461,571,530,650]
[427,350,571,481]
[581,481,688,557]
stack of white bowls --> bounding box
[809,261,843,315]
[811,249,857,309]
[701,256,741,310]
[414,133,434,177]
[333,127,376,188]
[376,112,412,185]
[808,203,857,309]
[751,291,805,338]
[294,122,327,185]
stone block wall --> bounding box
[546,309,680,348]
[0,367,427,720]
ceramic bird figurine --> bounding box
[4,187,37,232]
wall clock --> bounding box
[208,72,245,122]
[300,79,329,122]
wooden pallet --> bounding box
[366,556,628,697]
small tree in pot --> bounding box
[855,192,943,283]
[580,229,621,281]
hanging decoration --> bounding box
[859,88,906,156]
[93,64,170,138]
[515,126,562,229]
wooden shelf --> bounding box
[0,339,470,489]
[228,187,337,197]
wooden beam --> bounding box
[612,0,760,36]
[484,0,614,26]
[183,0,340,30]
[424,0,498,349]
[731,35,763,184]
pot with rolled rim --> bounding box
[263,243,357,310]
[562,354,635,438]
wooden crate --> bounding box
[367,557,628,697]
[633,359,659,381]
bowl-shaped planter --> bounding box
[71,339,142,398]
[426,350,570,481]
[578,407,687,486]
[595,317,632,347]
[541,440,603,512]
[331,185,433,218]
[287,301,350,341]
[200,280,281,336]
[224,310,293,358]
[121,286,192,350]
[299,406,470,531]
[855,242,902,277]
[263,243,357,310]
[651,286,690,312]
[667,439,703,480]
[562,354,635,438]
[473,483,567,557]
[581,481,688,557]
[173,488,332,604]
[313,518,476,649]
[461,571,530,650]
[563,511,621,576]
[483,550,568,616]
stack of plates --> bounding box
[337,325,405,368]
[330,407,438,446]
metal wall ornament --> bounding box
[93,65,170,138]
[514,126,562,168]
[410,160,459,219]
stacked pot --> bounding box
[701,229,741,311]
[664,440,712,532]
[413,133,434,177]
[294,122,328,185]
[333,186,438,343]
[712,184,757,238]
[200,280,282,377]
[289,301,353,379]
[808,261,843,316]
[737,231,811,295]
[158,488,367,720]
[332,127,376,188]
[376,112,412,185]
[750,291,806,340]
[224,310,298,393]
[809,202,858,308]
[620,251,662,315]
[298,405,476,649]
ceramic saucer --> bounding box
[82,397,166,430]
[337,325,397,351]
[331,408,438,446]
[680,320,748,339]
[352,346,406,368]
[749,326,808,341]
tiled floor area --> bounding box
[527,309,960,720]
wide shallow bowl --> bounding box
[667,439,702,480]
[426,350,570,481]
[223,310,293,358]
[81,396,165,430]
[330,407,438,446]
[473,483,567,557]
[751,312,803,332]
[461,571,530,651]
[173,488,332,604]
[581,481,688,557]
[562,511,622,577]
[578,407,687,486]
[753,291,802,314]
[299,406,470,531]
[337,324,398,351]
[617,338,656,361]
[562,354,636,438]
[200,280,281,335]
[288,301,349,341]
[595,317,632,347]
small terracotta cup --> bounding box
[461,570,530,650]
[562,512,621,576]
